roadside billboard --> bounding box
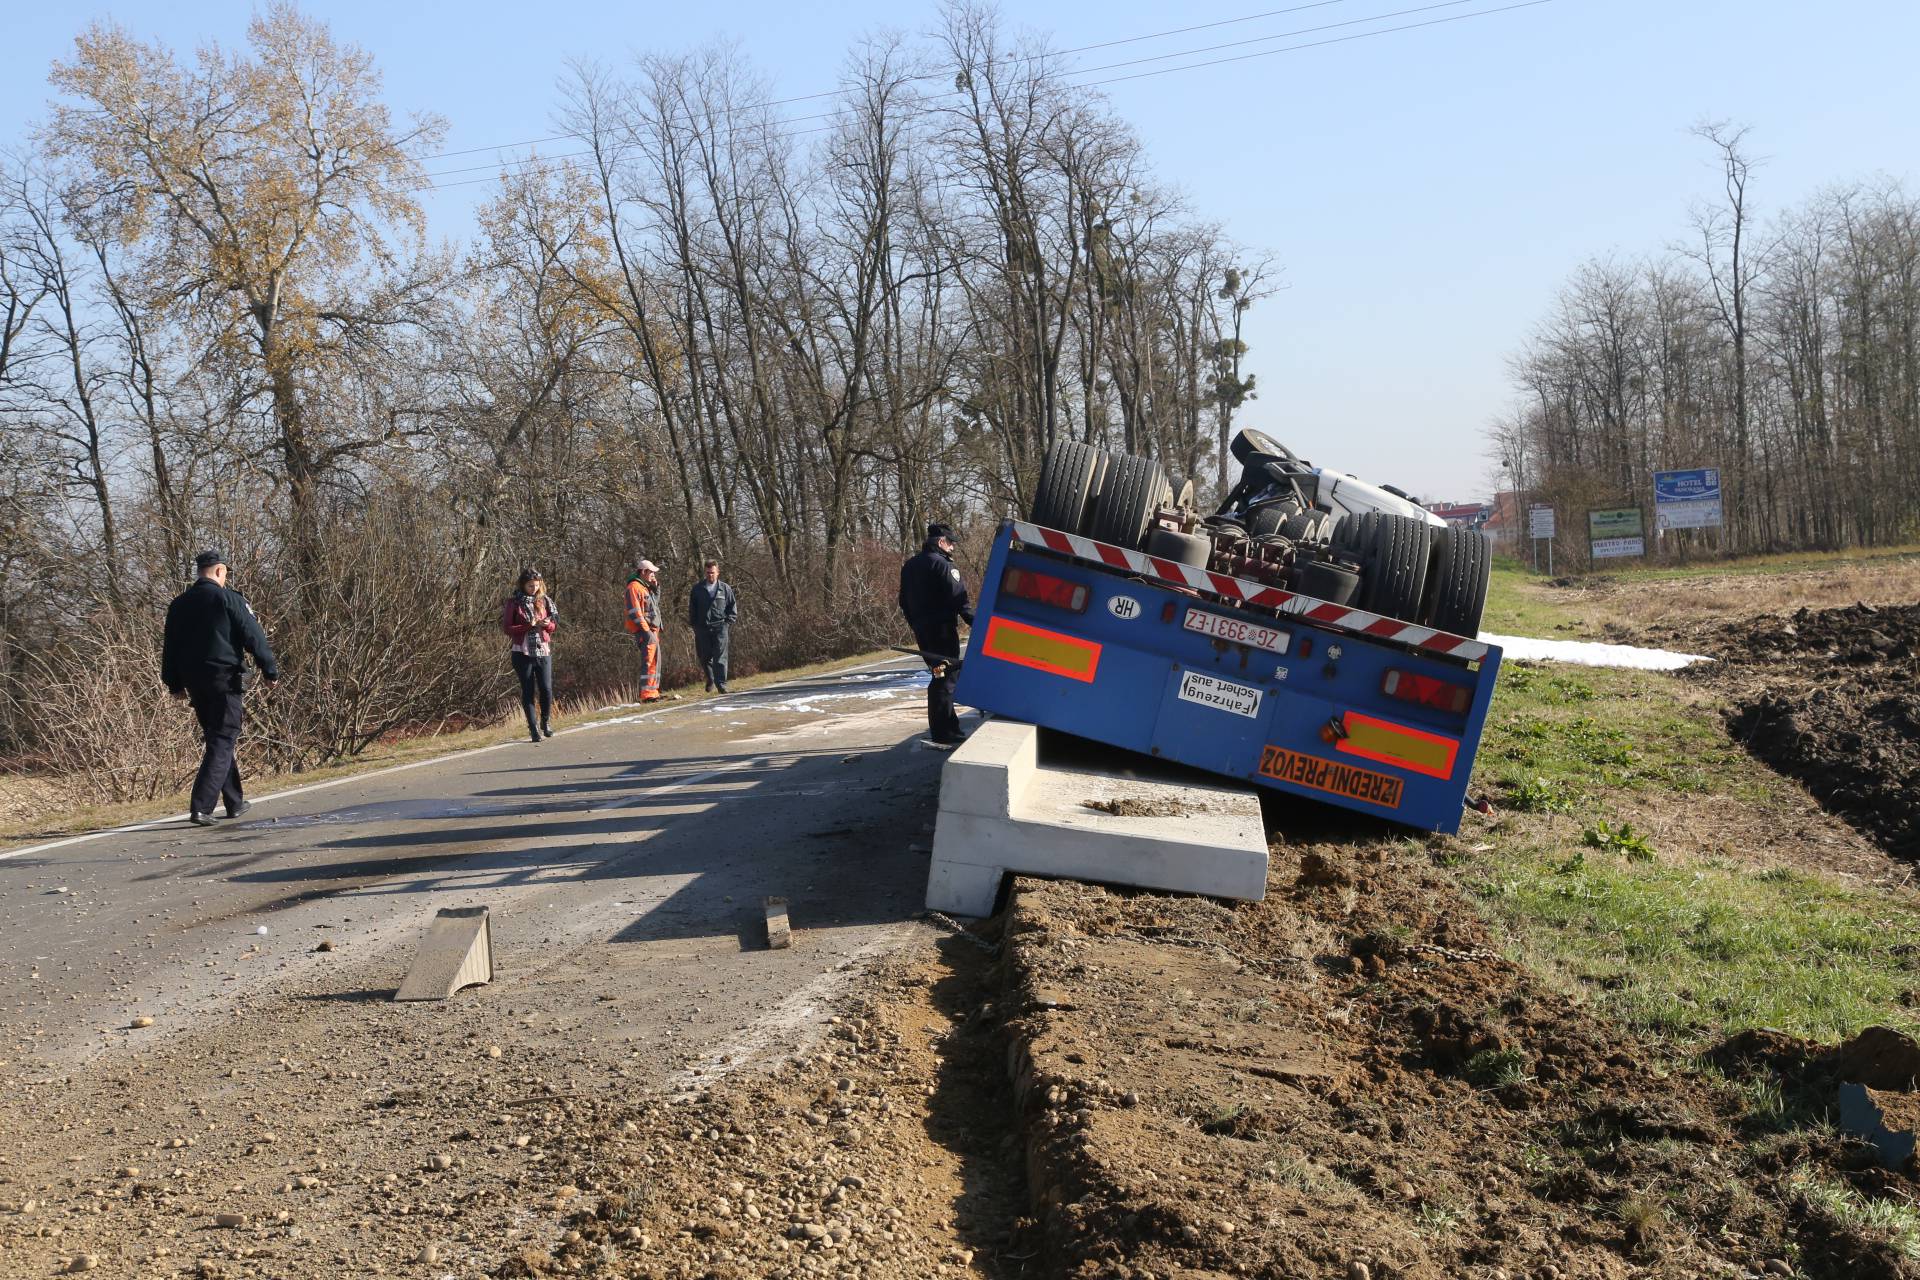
[1528,505,1555,539]
[1653,468,1723,531]
[1588,507,1645,560]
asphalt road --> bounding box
[0,659,950,1077]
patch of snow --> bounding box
[1481,632,1709,671]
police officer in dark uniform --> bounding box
[898,522,973,745]
[162,549,280,826]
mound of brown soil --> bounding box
[996,841,1920,1280]
[1679,602,1920,860]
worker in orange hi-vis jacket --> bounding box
[624,558,663,702]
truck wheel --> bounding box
[1331,511,1378,559]
[1083,451,1112,535]
[1146,528,1212,568]
[1088,453,1171,550]
[1423,525,1492,637]
[1298,559,1360,606]
[1360,513,1431,623]
[1030,440,1102,532]
[1279,510,1332,544]
[1247,501,1300,539]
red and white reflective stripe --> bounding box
[1010,520,1491,661]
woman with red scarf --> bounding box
[501,567,559,743]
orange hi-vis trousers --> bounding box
[635,629,661,701]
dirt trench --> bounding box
[989,847,1919,1280]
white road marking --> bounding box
[0,657,912,863]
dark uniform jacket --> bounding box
[162,578,279,694]
[688,580,739,629]
[898,539,974,658]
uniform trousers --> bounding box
[187,679,246,817]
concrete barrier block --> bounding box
[926,722,1268,917]
[395,906,493,1002]
[936,719,1038,819]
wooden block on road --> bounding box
[764,897,791,950]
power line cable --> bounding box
[416,0,1497,180]
[420,0,1359,162]
[416,0,1556,195]
[420,0,1475,181]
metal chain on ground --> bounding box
[921,910,999,953]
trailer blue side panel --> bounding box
[955,522,1502,834]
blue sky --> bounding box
[6,1,1917,502]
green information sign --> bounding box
[1588,508,1645,560]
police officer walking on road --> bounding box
[898,522,973,746]
[687,559,738,693]
[162,549,279,827]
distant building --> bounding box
[1481,492,1524,551]
[1423,500,1491,528]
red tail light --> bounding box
[1383,669,1471,715]
[1002,566,1089,613]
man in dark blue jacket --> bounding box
[162,549,279,826]
[687,559,739,693]
[898,523,973,744]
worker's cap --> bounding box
[926,522,956,542]
[193,548,227,572]
[637,559,661,574]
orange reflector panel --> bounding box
[1334,711,1460,779]
[980,616,1102,683]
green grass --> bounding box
[1481,561,1583,636]
[1482,663,1759,803]
[1790,1167,1920,1260]
[1593,544,1920,585]
[1479,546,1920,638]
[1455,650,1920,1047]
[1469,854,1920,1042]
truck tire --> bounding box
[1247,500,1300,539]
[1083,451,1112,535]
[1030,440,1102,532]
[1423,524,1492,637]
[1331,511,1378,559]
[1279,510,1332,544]
[1088,453,1170,550]
[1298,559,1360,606]
[1146,528,1212,568]
[1360,513,1430,623]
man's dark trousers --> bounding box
[187,679,246,817]
[915,626,963,742]
[694,625,730,690]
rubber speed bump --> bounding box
[395,906,494,1001]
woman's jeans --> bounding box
[512,652,553,736]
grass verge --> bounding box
[1455,657,1920,1047]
